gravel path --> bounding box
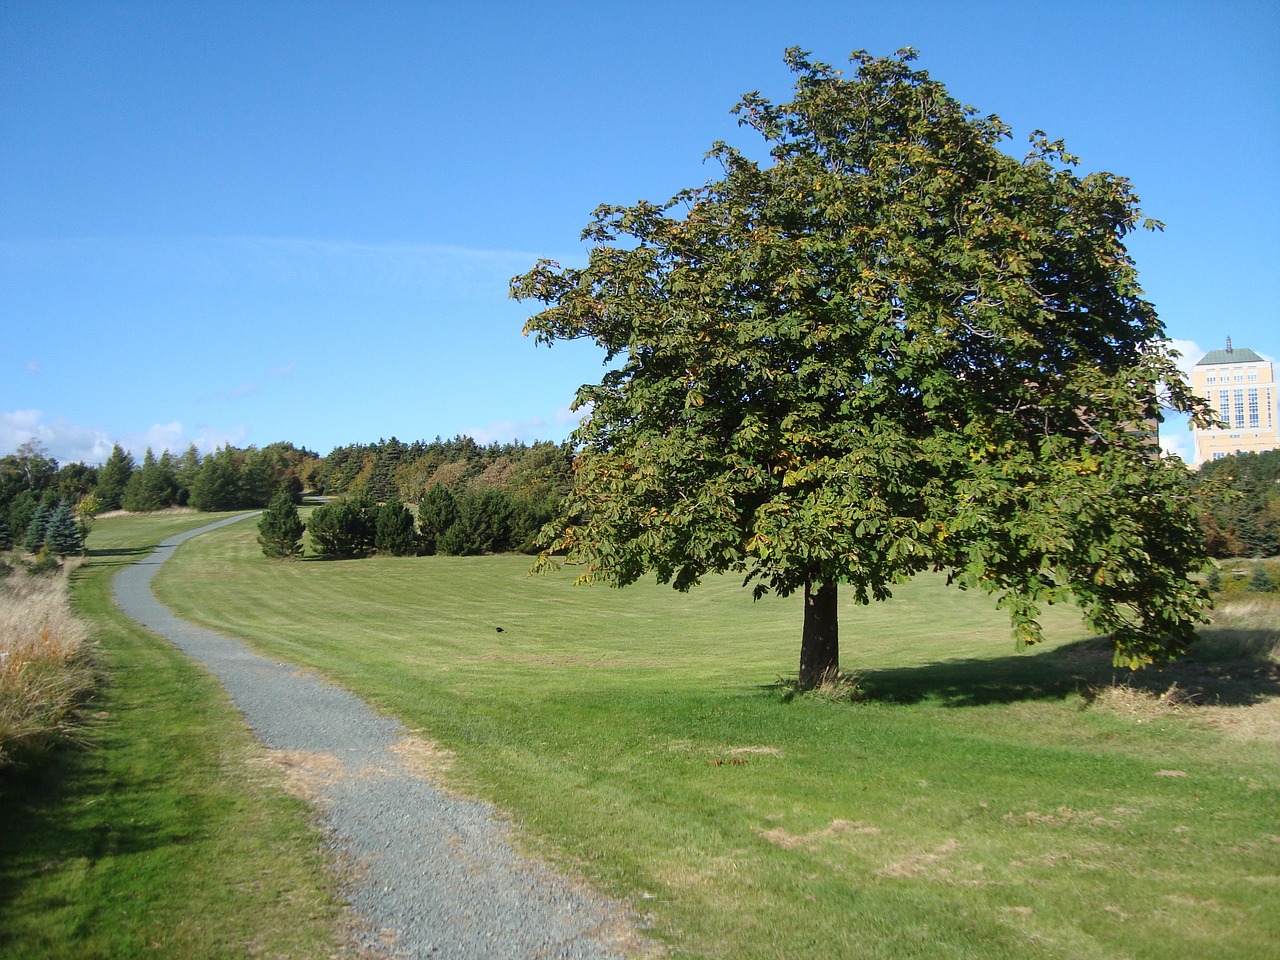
[113,514,654,960]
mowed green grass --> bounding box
[149,514,1279,960]
[0,513,341,960]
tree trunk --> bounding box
[799,578,839,690]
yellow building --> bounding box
[1191,339,1278,466]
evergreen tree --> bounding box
[375,498,418,556]
[189,447,245,511]
[438,488,513,556]
[44,500,85,557]
[96,444,135,511]
[0,515,11,551]
[1250,565,1277,594]
[122,448,179,512]
[416,484,458,556]
[174,444,202,505]
[257,492,305,559]
[308,498,377,559]
[23,502,52,552]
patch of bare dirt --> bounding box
[250,750,347,804]
[756,819,882,850]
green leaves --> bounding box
[513,48,1211,673]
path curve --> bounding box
[113,513,652,960]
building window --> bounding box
[1213,452,1226,459]
[1248,374,1258,382]
[1219,390,1230,424]
[1207,376,1217,384]
[1248,388,1259,428]
[1234,389,1246,428]
[1235,374,1245,382]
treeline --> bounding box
[304,437,574,555]
[1,436,573,559]
[1194,449,1280,558]
[0,440,318,550]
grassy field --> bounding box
[0,513,341,960]
[143,513,1280,960]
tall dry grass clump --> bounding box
[0,565,95,768]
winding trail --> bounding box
[113,514,652,960]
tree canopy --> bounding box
[512,48,1214,687]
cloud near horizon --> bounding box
[1,409,247,465]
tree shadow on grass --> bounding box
[850,620,1280,709]
[0,742,179,943]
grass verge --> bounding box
[0,513,341,960]
[148,515,1280,960]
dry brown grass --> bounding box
[1083,596,1280,741]
[0,563,96,766]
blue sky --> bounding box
[2,1,1277,466]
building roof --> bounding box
[1196,347,1265,365]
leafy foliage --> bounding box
[257,492,305,559]
[513,48,1214,684]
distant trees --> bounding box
[1194,450,1280,558]
[122,449,180,512]
[1,434,550,565]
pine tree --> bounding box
[416,484,458,556]
[1250,565,1277,594]
[375,499,418,556]
[23,502,52,552]
[122,448,179,512]
[44,500,85,557]
[96,444,135,511]
[257,492,305,559]
[0,515,12,551]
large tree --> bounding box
[512,49,1214,688]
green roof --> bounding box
[1196,347,1265,365]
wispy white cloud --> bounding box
[2,410,115,465]
[462,417,550,446]
[1,410,248,464]
[25,361,39,375]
